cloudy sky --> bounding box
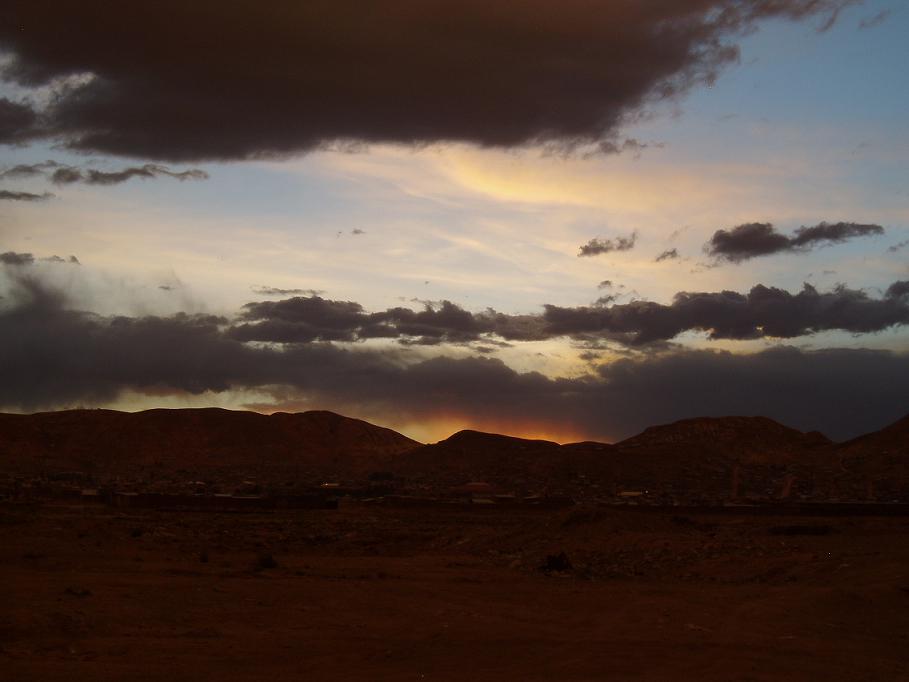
[1,1,908,443]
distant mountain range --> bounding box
[0,408,906,501]
[0,408,418,479]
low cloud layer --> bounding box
[231,282,909,347]
[4,255,908,441]
[6,253,907,350]
[1,1,852,160]
[229,297,546,345]
[578,232,638,257]
[545,282,909,345]
[1,269,907,442]
[705,221,885,263]
[0,97,36,144]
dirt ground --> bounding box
[2,502,908,681]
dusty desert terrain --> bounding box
[2,500,908,682]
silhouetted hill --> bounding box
[828,413,909,500]
[0,408,419,478]
[616,416,831,464]
[838,413,909,455]
[394,430,579,488]
[1,409,906,502]
[391,416,872,501]
[604,416,835,499]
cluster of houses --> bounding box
[6,467,902,511]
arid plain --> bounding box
[2,408,908,681]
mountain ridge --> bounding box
[1,408,906,501]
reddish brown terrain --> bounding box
[3,408,907,503]
[2,408,908,680]
[0,408,418,480]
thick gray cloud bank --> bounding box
[0,1,852,160]
[543,281,909,345]
[0,97,36,144]
[229,281,909,347]
[706,221,885,263]
[2,257,908,441]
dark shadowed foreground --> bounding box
[2,502,908,682]
[2,408,907,679]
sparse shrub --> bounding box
[540,552,573,573]
[255,552,278,570]
[64,586,92,597]
[561,507,600,527]
[769,525,833,536]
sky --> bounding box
[1,0,908,443]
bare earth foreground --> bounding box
[2,501,908,682]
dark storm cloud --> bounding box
[50,164,208,186]
[230,277,909,348]
[230,296,548,345]
[0,190,54,202]
[10,249,905,349]
[543,281,909,345]
[655,248,681,262]
[0,98,37,144]
[887,281,909,299]
[705,221,885,263]
[580,346,909,441]
[1,273,907,441]
[578,232,638,257]
[0,1,851,160]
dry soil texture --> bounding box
[2,502,908,681]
